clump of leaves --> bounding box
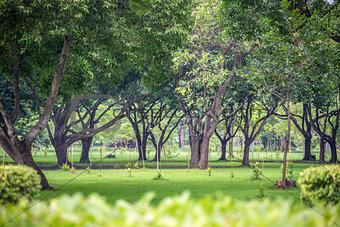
[153,172,162,180]
[275,152,280,160]
[114,163,120,169]
[207,167,212,176]
[281,161,294,180]
[298,165,340,206]
[127,168,132,177]
[61,163,70,171]
[251,162,262,180]
[258,184,264,199]
[287,162,294,180]
[134,162,139,169]
[0,165,41,204]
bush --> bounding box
[298,165,340,206]
[0,165,41,204]
[0,193,339,227]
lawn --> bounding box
[0,145,327,205]
[38,162,318,205]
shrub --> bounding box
[0,193,339,227]
[0,165,41,204]
[298,165,340,206]
[251,162,262,180]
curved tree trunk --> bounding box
[3,143,53,190]
[80,137,93,163]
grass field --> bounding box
[37,162,320,205]
[0,145,333,206]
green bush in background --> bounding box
[1,192,339,227]
[0,165,41,204]
[298,165,340,206]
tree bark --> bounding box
[200,135,210,169]
[219,140,227,161]
[242,142,251,166]
[302,136,313,161]
[229,137,233,158]
[328,139,339,163]
[0,136,53,190]
[54,142,69,166]
[189,134,201,168]
[0,36,72,190]
[319,136,326,163]
[80,137,93,163]
[178,123,185,148]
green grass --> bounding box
[37,162,319,205]
[0,145,331,206]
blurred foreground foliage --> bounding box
[1,192,339,227]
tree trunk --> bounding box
[274,134,278,151]
[282,99,290,189]
[4,143,53,190]
[302,136,313,161]
[80,137,93,163]
[328,139,339,163]
[278,136,281,152]
[153,144,162,161]
[200,136,210,169]
[189,134,200,168]
[267,133,270,151]
[229,137,233,158]
[55,143,69,167]
[319,137,326,163]
[219,140,227,161]
[178,124,185,148]
[242,141,251,166]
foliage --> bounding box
[127,168,132,177]
[281,161,295,180]
[298,165,340,206]
[153,172,162,180]
[287,161,295,180]
[207,167,212,176]
[251,162,262,180]
[1,192,340,227]
[258,184,264,199]
[0,165,41,204]
[61,163,70,171]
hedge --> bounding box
[0,165,41,204]
[298,165,340,206]
[1,192,339,227]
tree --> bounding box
[173,0,258,169]
[237,95,277,166]
[0,0,193,189]
[245,0,336,187]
